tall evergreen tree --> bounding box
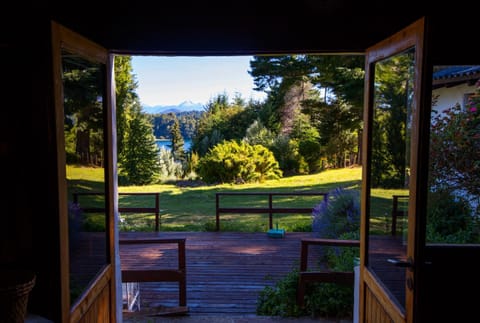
[114,55,161,185]
[120,107,161,185]
[114,56,139,159]
[170,115,185,162]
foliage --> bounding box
[183,151,200,179]
[115,56,162,185]
[114,56,139,160]
[429,91,480,207]
[312,187,360,238]
[269,135,308,176]
[169,115,185,162]
[158,147,183,181]
[369,51,415,188]
[120,110,161,185]
[291,113,322,173]
[62,57,105,166]
[257,269,305,317]
[256,231,359,319]
[302,99,358,168]
[151,111,201,139]
[426,189,480,243]
[192,93,256,156]
[197,140,282,184]
[68,201,83,252]
[243,119,275,147]
[249,55,365,168]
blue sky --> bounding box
[131,56,267,106]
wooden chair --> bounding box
[297,238,360,308]
[120,238,187,309]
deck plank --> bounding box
[119,231,318,315]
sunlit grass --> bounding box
[67,165,404,234]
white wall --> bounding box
[432,83,476,114]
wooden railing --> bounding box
[120,238,187,307]
[72,192,161,231]
[391,195,409,236]
[215,192,328,231]
[297,238,360,308]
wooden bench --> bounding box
[119,238,187,308]
[297,238,360,308]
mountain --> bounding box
[142,100,204,114]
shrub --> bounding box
[158,147,183,181]
[312,187,360,238]
[256,231,359,319]
[197,140,282,184]
[426,189,480,243]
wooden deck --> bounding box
[119,231,320,316]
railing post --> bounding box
[155,193,160,232]
[391,195,399,236]
[216,193,220,231]
[268,194,273,230]
[178,239,186,306]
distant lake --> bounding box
[156,138,192,152]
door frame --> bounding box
[360,17,429,323]
[51,21,118,322]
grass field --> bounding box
[67,165,406,233]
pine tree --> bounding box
[114,55,162,185]
[121,107,161,185]
[170,115,185,162]
[114,56,139,160]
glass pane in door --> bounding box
[61,50,108,305]
[367,47,415,310]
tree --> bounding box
[120,109,161,185]
[249,55,365,167]
[114,56,139,159]
[170,115,185,162]
[192,93,254,156]
[114,55,162,185]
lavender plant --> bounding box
[312,187,360,238]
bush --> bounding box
[197,140,282,184]
[312,187,360,238]
[256,231,359,319]
[426,189,480,243]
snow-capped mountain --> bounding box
[142,100,204,114]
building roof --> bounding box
[433,66,480,88]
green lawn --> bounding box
[67,165,404,233]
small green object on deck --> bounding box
[267,223,285,238]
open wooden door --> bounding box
[359,17,428,323]
[51,22,118,322]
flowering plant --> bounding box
[429,80,480,210]
[312,187,360,238]
[68,201,83,251]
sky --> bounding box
[131,56,267,107]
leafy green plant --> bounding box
[257,231,359,319]
[426,189,480,243]
[198,140,282,184]
[257,268,305,317]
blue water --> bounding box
[156,138,192,152]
